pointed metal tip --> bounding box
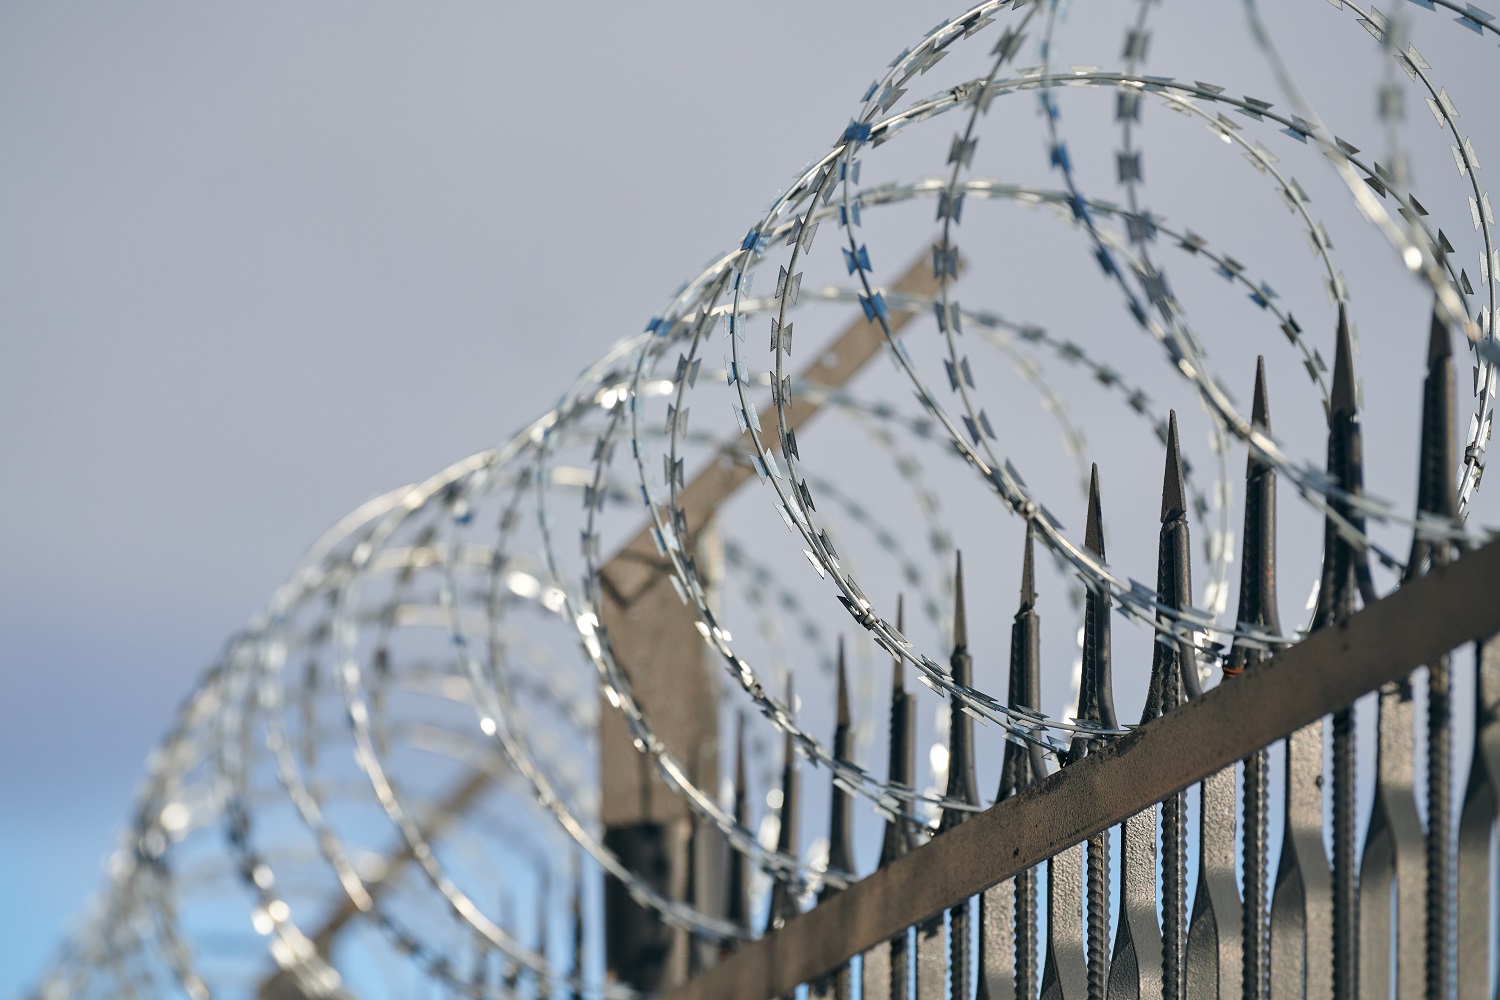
[1085,463,1105,558]
[1252,356,1272,430]
[835,637,850,727]
[1428,306,1452,367]
[1331,306,1358,416]
[952,550,967,651]
[1020,521,1036,610]
[1160,410,1187,522]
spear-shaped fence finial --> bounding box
[821,639,854,903]
[765,681,800,935]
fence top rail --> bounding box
[662,536,1500,1000]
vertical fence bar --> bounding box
[937,554,979,1000]
[1105,415,1210,1000]
[1223,360,1278,1000]
[767,680,801,1000]
[1072,467,1118,1000]
[766,678,800,935]
[812,643,855,1000]
[1153,412,1200,1000]
[1409,310,1462,1000]
[1187,375,1252,1000]
[1007,529,1048,999]
[865,598,917,1000]
[1314,309,1376,1000]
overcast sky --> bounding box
[2,2,1496,994]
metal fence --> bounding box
[665,315,1500,1000]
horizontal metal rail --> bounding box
[662,536,1500,1000]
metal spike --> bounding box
[1407,306,1461,1000]
[1251,354,1272,430]
[881,597,918,866]
[766,681,799,936]
[1020,520,1037,612]
[1084,464,1107,561]
[938,553,978,999]
[952,549,969,653]
[1145,411,1198,1000]
[1072,464,1117,1000]
[1076,465,1120,740]
[1410,308,1462,572]
[1225,359,1279,1000]
[1329,304,1359,418]
[1161,410,1189,524]
[939,551,979,834]
[1314,308,1375,1000]
[813,641,855,1000]
[981,526,1051,999]
[1002,525,1048,797]
[1192,389,1261,997]
[1332,310,1370,914]
[1228,359,1282,676]
[867,596,915,1000]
